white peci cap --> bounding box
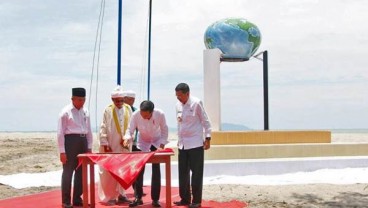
[111,86,124,98]
[122,90,136,98]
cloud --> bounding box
[1,0,368,131]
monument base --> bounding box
[211,130,331,145]
[204,143,368,160]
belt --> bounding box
[65,133,87,137]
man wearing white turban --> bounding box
[122,90,136,101]
[122,90,137,148]
[98,86,133,205]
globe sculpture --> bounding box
[204,18,261,60]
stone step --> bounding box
[205,143,368,160]
[167,142,368,160]
[211,130,331,145]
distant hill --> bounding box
[221,123,251,131]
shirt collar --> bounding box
[183,96,193,107]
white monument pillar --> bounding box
[203,49,222,131]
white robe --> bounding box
[98,104,132,202]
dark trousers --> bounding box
[61,135,88,204]
[178,146,204,204]
[132,145,161,201]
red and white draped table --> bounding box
[77,151,175,208]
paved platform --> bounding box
[211,130,331,145]
[167,130,368,160]
[144,156,368,182]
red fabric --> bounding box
[156,148,174,153]
[203,200,248,208]
[85,152,155,189]
[0,185,249,208]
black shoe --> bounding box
[152,200,161,207]
[62,203,73,208]
[129,198,143,207]
[106,199,116,205]
[117,195,132,204]
[73,201,89,207]
[189,203,201,208]
[72,196,83,206]
[173,200,190,206]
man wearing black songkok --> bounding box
[57,87,93,208]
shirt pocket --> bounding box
[183,113,196,123]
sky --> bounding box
[0,0,368,131]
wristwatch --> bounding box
[205,137,211,141]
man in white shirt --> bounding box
[98,86,133,205]
[173,83,211,208]
[124,100,169,208]
[57,87,93,208]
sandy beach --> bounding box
[1,132,368,207]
